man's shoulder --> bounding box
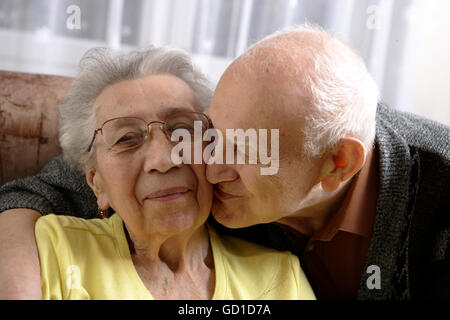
[376,103,450,158]
[368,104,450,299]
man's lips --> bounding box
[144,187,191,201]
[214,185,239,200]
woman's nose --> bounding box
[142,126,181,174]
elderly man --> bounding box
[1,25,449,300]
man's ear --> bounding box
[84,165,110,210]
[319,137,366,192]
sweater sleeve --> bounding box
[0,155,98,219]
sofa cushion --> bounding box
[0,71,72,185]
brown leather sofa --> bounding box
[0,71,72,186]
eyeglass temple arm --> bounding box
[87,128,102,153]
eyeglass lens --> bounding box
[101,113,210,152]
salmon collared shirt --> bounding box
[282,147,379,299]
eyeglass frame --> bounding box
[86,111,213,153]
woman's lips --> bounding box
[214,185,239,200]
[145,187,190,202]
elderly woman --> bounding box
[34,47,315,300]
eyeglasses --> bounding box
[86,111,212,153]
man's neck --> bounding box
[276,179,353,237]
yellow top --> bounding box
[35,214,316,300]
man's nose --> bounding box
[143,126,181,174]
[206,162,239,184]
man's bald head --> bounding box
[222,24,379,158]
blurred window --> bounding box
[0,0,448,125]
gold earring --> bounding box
[97,208,108,219]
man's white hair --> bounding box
[246,24,379,158]
[58,47,213,172]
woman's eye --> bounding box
[170,123,195,133]
[114,133,141,145]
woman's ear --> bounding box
[319,137,366,192]
[84,164,110,210]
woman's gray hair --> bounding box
[58,47,214,172]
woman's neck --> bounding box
[126,224,212,271]
[125,223,215,299]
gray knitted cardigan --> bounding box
[1,103,449,299]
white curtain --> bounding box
[0,0,448,125]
